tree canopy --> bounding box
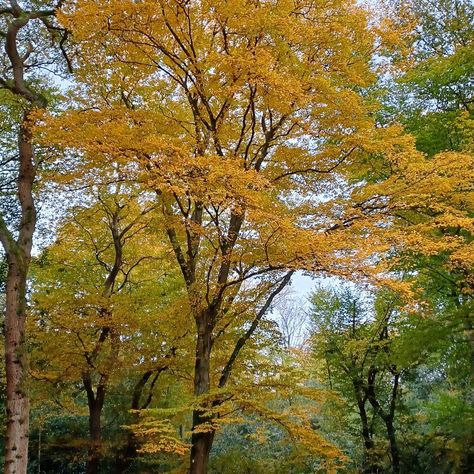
[0,1,472,473]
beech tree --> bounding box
[41,1,401,471]
[25,0,473,473]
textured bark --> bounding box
[0,3,56,471]
[4,262,29,474]
[3,119,36,474]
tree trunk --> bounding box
[115,432,138,474]
[115,370,156,473]
[2,115,37,474]
[385,416,400,474]
[366,366,401,474]
[356,398,377,473]
[1,4,58,471]
[386,373,400,474]
[4,260,29,474]
[83,375,106,474]
[86,398,104,474]
[189,429,214,474]
[189,315,214,474]
[353,379,377,474]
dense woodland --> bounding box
[0,0,473,473]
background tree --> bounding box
[309,287,408,473]
[391,0,473,157]
[273,290,309,350]
[29,188,188,473]
[376,6,474,468]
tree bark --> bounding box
[4,261,29,474]
[1,4,69,472]
[189,314,213,474]
[86,403,103,474]
[88,415,101,473]
[189,429,214,474]
[2,117,37,474]
[0,4,52,471]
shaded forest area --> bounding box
[0,0,473,473]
